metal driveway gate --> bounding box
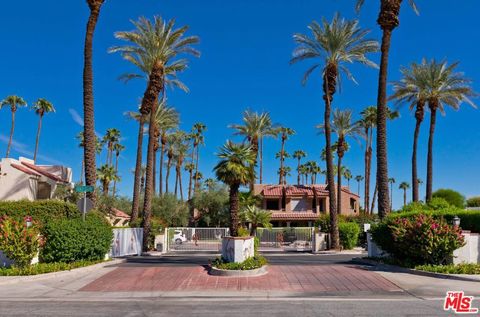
[256,227,314,252]
[166,227,229,252]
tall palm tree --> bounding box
[275,150,291,184]
[125,109,145,222]
[421,60,475,202]
[112,143,125,197]
[388,177,396,210]
[173,133,189,200]
[165,131,181,194]
[31,98,55,163]
[214,141,256,237]
[83,0,106,203]
[190,123,207,193]
[355,175,364,196]
[204,178,216,190]
[110,16,199,251]
[399,181,410,207]
[291,14,378,249]
[390,62,428,203]
[184,162,195,200]
[417,178,423,200]
[292,150,306,185]
[0,95,27,158]
[344,168,352,187]
[230,110,276,189]
[318,109,363,215]
[298,164,309,185]
[356,0,419,219]
[102,128,121,166]
[97,164,118,196]
[276,127,295,185]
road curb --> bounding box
[0,259,125,286]
[208,265,268,277]
[351,258,480,283]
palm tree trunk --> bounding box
[364,129,371,214]
[357,181,360,196]
[370,182,378,214]
[152,151,157,194]
[178,166,184,201]
[166,157,172,193]
[376,27,394,219]
[174,165,179,196]
[337,154,343,215]
[279,138,285,185]
[188,144,195,200]
[33,114,43,163]
[159,138,165,196]
[426,105,437,202]
[80,160,85,184]
[249,139,259,192]
[390,182,393,210]
[403,189,407,207]
[113,153,119,197]
[259,137,263,184]
[323,62,339,250]
[229,183,240,237]
[83,2,104,204]
[131,115,145,223]
[412,101,424,202]
[194,144,200,192]
[297,158,301,185]
[6,110,15,158]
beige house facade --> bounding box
[0,157,73,201]
[253,184,360,227]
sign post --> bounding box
[74,185,95,221]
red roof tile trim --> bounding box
[112,208,131,219]
[262,186,283,197]
[262,185,360,198]
[11,163,41,177]
[21,161,67,183]
[270,212,319,221]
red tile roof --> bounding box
[270,212,319,221]
[112,208,131,219]
[285,186,314,196]
[21,161,68,183]
[10,163,41,177]
[261,184,359,198]
[262,186,283,197]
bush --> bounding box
[152,194,189,227]
[415,263,480,275]
[0,260,106,276]
[0,200,79,227]
[40,212,112,263]
[338,222,360,250]
[467,197,480,208]
[212,255,267,270]
[372,214,464,266]
[432,189,466,208]
[0,216,39,268]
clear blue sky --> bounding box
[0,0,478,210]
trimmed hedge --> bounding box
[0,200,80,227]
[338,222,360,250]
[40,212,112,263]
[467,196,480,208]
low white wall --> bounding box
[221,237,254,263]
[313,233,328,252]
[110,228,143,257]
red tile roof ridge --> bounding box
[21,161,67,183]
[10,163,42,177]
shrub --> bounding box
[415,263,480,275]
[0,200,79,227]
[467,197,480,208]
[338,222,360,250]
[427,197,451,210]
[212,255,267,270]
[0,260,105,276]
[372,214,464,266]
[40,212,112,263]
[432,189,466,208]
[152,194,189,227]
[0,216,39,268]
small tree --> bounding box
[241,206,272,236]
[432,189,466,209]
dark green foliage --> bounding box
[0,200,79,227]
[191,185,230,227]
[212,255,267,270]
[338,222,360,250]
[0,260,106,276]
[40,213,112,263]
[467,197,480,208]
[432,189,466,208]
[415,263,480,275]
[151,194,189,227]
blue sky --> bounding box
[0,0,478,210]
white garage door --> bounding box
[291,198,308,211]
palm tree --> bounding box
[214,141,256,237]
[417,178,423,200]
[83,0,106,203]
[0,95,27,158]
[399,181,410,207]
[318,109,363,215]
[97,164,118,196]
[421,60,475,202]
[292,150,306,185]
[165,131,181,194]
[241,206,272,236]
[230,110,276,189]
[31,98,55,163]
[277,127,295,185]
[125,109,145,222]
[390,62,428,203]
[204,178,216,190]
[190,123,207,193]
[110,16,199,251]
[275,150,291,184]
[277,166,292,185]
[355,175,364,196]
[388,177,396,210]
[356,0,419,219]
[291,14,378,249]
[112,143,125,197]
[298,164,309,185]
[344,168,352,187]
[184,162,195,199]
[102,128,121,166]
[194,171,203,185]
[173,133,189,200]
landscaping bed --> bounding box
[0,260,107,276]
[209,255,268,277]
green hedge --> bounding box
[40,212,112,263]
[0,200,80,227]
[338,222,360,250]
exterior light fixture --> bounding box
[453,215,460,227]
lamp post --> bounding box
[453,215,460,227]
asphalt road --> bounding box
[0,299,450,317]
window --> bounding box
[37,182,51,200]
[350,198,357,211]
[266,199,280,210]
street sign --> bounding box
[74,185,95,193]
[77,197,94,221]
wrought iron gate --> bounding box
[256,227,314,252]
[166,227,229,252]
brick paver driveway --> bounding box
[81,264,401,293]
